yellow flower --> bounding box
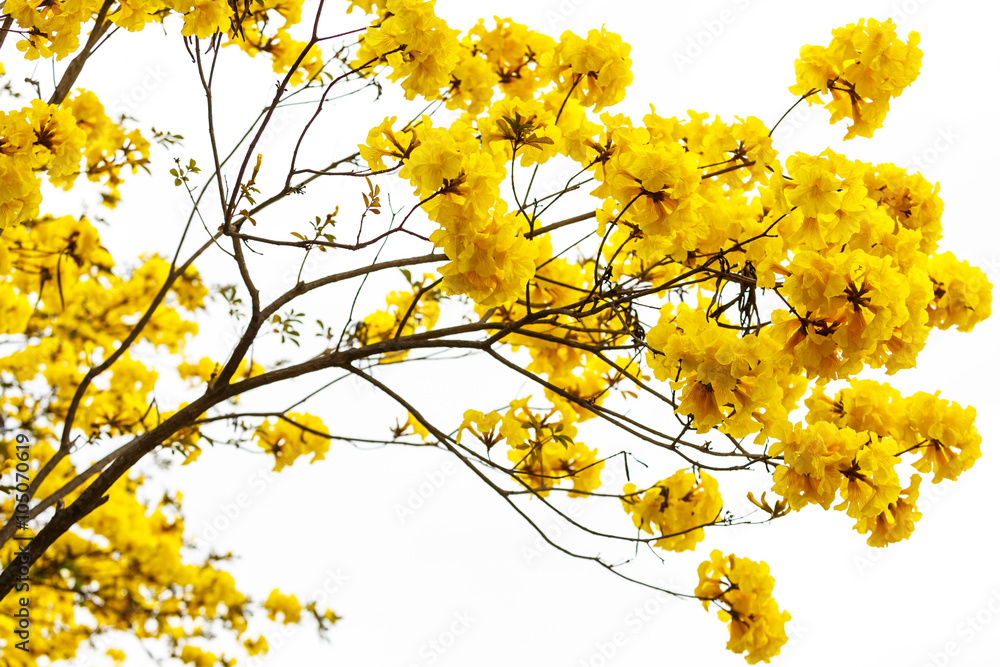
[621,470,722,551]
[463,18,554,103]
[255,413,330,472]
[165,0,234,39]
[244,636,269,656]
[550,27,633,110]
[903,392,981,483]
[478,98,562,168]
[769,421,864,510]
[926,252,992,332]
[791,18,922,139]
[432,200,540,308]
[695,550,791,664]
[360,116,419,172]
[263,589,302,623]
[399,124,464,196]
[854,474,922,547]
[352,0,461,100]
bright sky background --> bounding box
[7,0,1000,665]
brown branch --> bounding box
[0,15,14,52]
[525,210,596,239]
[48,0,115,105]
[29,233,222,500]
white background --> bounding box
[6,0,1000,665]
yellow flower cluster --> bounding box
[775,249,912,378]
[459,398,604,497]
[549,27,633,111]
[926,252,993,332]
[1,216,207,438]
[769,421,900,517]
[621,470,722,551]
[0,467,282,665]
[5,0,320,84]
[791,18,923,139]
[590,109,781,277]
[746,148,990,379]
[244,636,269,656]
[805,380,982,485]
[64,89,151,205]
[5,0,108,59]
[855,474,922,548]
[433,200,540,308]
[369,114,544,308]
[1,96,151,226]
[359,116,419,171]
[353,6,633,113]
[255,413,331,472]
[863,161,943,253]
[359,274,441,362]
[226,0,323,86]
[646,304,793,438]
[0,102,78,227]
[450,18,555,114]
[263,589,303,623]
[180,645,228,667]
[695,550,791,664]
[161,0,233,38]
[352,0,461,100]
[767,379,980,547]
